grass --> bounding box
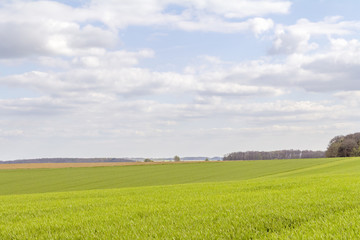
[0,158,344,195]
[1,157,360,239]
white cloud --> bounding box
[0,1,117,58]
[185,0,291,19]
[2,1,360,159]
[189,36,360,93]
[1,52,289,101]
[88,0,290,28]
[0,96,72,116]
[248,17,274,36]
[0,129,23,137]
[86,0,286,33]
[0,21,118,58]
[198,83,284,96]
[5,34,360,113]
[298,38,360,92]
[0,0,290,59]
[335,91,360,107]
[270,25,317,54]
[71,49,155,68]
[270,17,360,54]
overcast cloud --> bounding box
[0,0,359,160]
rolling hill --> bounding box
[1,157,360,239]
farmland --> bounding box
[1,158,360,239]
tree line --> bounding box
[326,132,360,157]
[224,150,325,161]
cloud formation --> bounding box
[270,17,360,54]
[0,0,290,59]
[1,0,360,159]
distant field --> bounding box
[1,157,360,239]
[0,161,203,169]
[0,158,347,195]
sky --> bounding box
[1,0,360,160]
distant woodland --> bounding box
[5,132,360,163]
[224,150,325,161]
[326,132,360,157]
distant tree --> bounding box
[348,133,360,145]
[224,150,325,161]
[351,146,360,157]
[326,133,360,158]
[144,158,152,162]
[329,135,345,146]
[338,138,358,157]
[205,158,209,161]
[326,141,342,158]
[174,155,181,162]
[326,135,344,157]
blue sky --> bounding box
[1,0,360,160]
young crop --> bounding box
[0,158,360,239]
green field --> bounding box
[1,158,360,239]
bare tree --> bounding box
[224,150,324,160]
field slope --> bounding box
[1,157,360,239]
[0,158,349,195]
